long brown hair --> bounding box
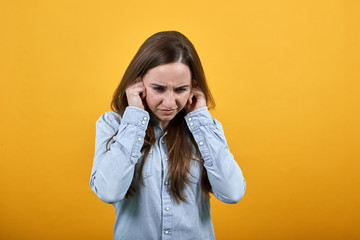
[108,31,215,202]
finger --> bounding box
[132,81,144,89]
[193,89,206,100]
[128,86,144,97]
[127,79,144,91]
[140,88,146,99]
[192,87,202,95]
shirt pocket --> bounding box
[188,158,202,184]
[137,148,153,179]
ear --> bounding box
[187,91,193,106]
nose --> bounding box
[162,91,176,109]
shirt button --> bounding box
[161,140,165,144]
[199,141,203,146]
[190,122,194,126]
[143,117,147,120]
[188,117,192,121]
[137,137,142,142]
[141,121,145,125]
[164,231,169,235]
[165,207,170,211]
[165,157,168,161]
[165,181,168,185]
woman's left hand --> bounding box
[185,88,206,113]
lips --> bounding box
[159,109,175,115]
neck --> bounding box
[160,121,169,131]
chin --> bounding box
[153,108,186,123]
[159,115,176,121]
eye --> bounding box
[175,88,187,92]
[153,87,165,92]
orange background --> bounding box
[1,0,359,239]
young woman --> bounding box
[90,31,246,240]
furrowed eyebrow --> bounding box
[150,83,165,88]
[176,85,190,89]
[149,84,190,89]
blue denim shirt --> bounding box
[90,106,246,240]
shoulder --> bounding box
[96,111,121,132]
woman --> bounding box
[90,31,246,240]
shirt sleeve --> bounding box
[185,107,246,203]
[89,107,150,204]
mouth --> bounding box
[159,109,176,115]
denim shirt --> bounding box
[90,106,246,240]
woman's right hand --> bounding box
[125,78,146,110]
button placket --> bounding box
[158,132,172,238]
[154,130,172,238]
[162,185,173,238]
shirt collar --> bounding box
[149,111,167,139]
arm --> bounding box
[185,107,246,203]
[89,107,149,204]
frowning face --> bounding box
[142,62,192,130]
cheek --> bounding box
[145,91,160,107]
[178,93,190,107]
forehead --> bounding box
[143,62,191,86]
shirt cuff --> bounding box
[117,106,150,164]
[184,107,214,128]
[184,107,215,164]
[121,106,150,130]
